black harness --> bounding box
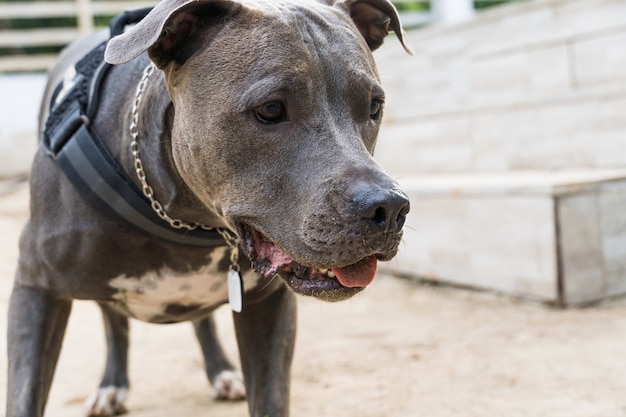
[43,9,227,247]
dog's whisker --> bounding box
[253,274,279,294]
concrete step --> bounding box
[382,169,626,306]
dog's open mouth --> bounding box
[239,225,378,300]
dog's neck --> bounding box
[116,58,226,230]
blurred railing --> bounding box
[0,0,479,73]
[0,0,153,72]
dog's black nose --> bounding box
[351,183,410,233]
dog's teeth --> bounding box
[327,270,335,278]
[319,268,328,274]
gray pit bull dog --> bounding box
[6,0,412,416]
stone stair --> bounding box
[375,0,626,305]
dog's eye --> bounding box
[254,101,287,124]
[370,99,383,120]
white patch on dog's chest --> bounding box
[108,248,260,321]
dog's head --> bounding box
[106,0,412,301]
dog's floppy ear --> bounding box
[337,0,413,54]
[105,0,241,67]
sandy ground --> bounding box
[1,179,626,417]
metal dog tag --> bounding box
[228,268,243,313]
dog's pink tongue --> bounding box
[332,255,377,288]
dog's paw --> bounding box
[83,385,128,416]
[212,370,246,401]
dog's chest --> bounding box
[107,248,259,322]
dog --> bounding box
[6,0,412,416]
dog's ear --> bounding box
[337,0,413,54]
[105,0,241,67]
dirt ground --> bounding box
[1,179,626,417]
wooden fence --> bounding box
[0,0,154,72]
[0,0,435,73]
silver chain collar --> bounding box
[129,63,241,270]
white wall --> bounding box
[375,0,626,174]
[0,74,46,177]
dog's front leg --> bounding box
[6,284,73,417]
[233,282,297,417]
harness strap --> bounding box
[43,9,228,248]
[57,125,226,246]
